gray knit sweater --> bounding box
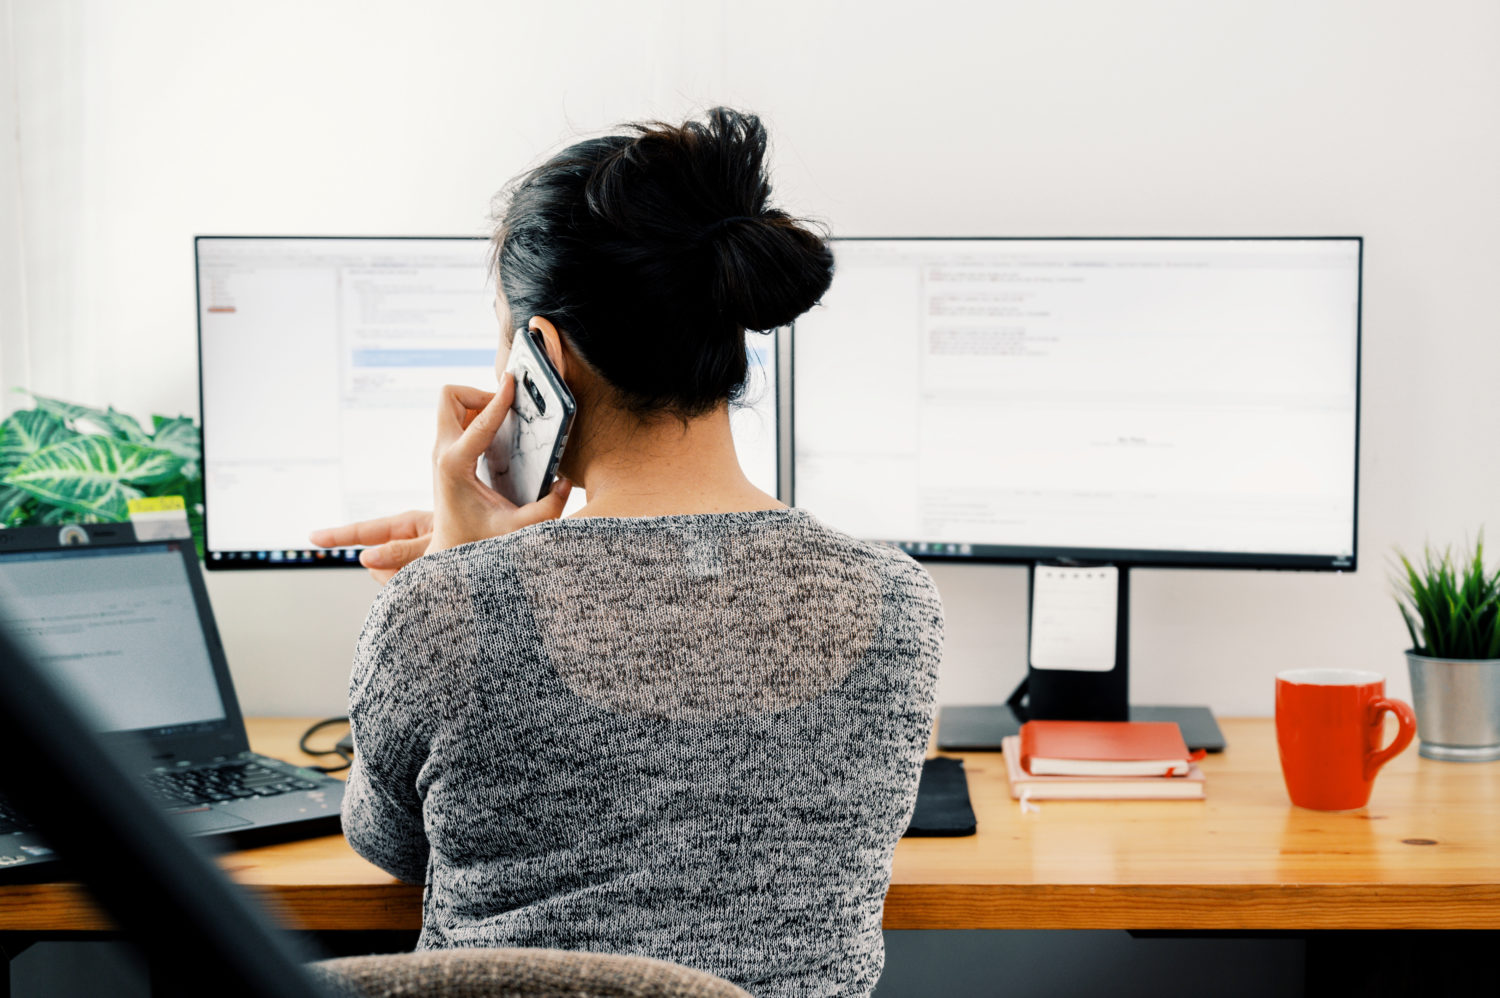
[342,508,943,998]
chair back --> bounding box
[308,946,752,998]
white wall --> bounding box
[4,0,1497,717]
[0,0,27,405]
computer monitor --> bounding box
[792,237,1362,748]
[196,237,780,568]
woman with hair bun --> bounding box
[312,108,943,997]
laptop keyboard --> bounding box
[0,797,31,835]
[143,760,320,809]
[0,760,321,835]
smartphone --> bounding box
[481,329,577,505]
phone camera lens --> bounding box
[523,371,547,414]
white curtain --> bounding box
[0,0,29,411]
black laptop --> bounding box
[0,523,344,878]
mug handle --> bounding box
[1364,697,1417,780]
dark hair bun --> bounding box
[707,212,834,334]
[494,107,833,418]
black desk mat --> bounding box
[903,756,976,837]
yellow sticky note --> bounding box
[127,496,186,515]
[129,495,191,540]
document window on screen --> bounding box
[0,546,226,735]
[792,239,1360,563]
[197,237,778,565]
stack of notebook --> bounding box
[1003,720,1206,800]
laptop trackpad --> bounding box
[168,807,253,834]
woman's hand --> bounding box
[310,510,434,585]
[426,376,572,556]
[311,376,570,584]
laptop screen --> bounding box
[0,542,228,736]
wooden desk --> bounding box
[891,717,1500,930]
[2,717,1498,933]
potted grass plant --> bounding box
[0,393,204,557]
[1394,535,1500,761]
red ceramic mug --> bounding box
[1275,669,1417,811]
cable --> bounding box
[298,716,352,773]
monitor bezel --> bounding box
[789,235,1363,572]
[196,235,489,570]
[195,235,784,569]
[0,523,252,758]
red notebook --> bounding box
[1018,720,1198,777]
[1003,736,1206,800]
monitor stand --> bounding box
[935,564,1227,754]
[937,700,1226,753]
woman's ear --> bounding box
[529,316,568,381]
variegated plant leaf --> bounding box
[149,416,202,478]
[100,407,151,443]
[3,436,181,520]
[28,394,110,429]
[40,504,103,525]
[0,486,32,525]
[27,394,150,443]
[0,409,69,477]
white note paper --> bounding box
[1028,565,1119,672]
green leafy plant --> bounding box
[1394,534,1500,660]
[0,393,204,558]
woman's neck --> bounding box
[566,404,782,518]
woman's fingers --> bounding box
[434,381,514,503]
[512,476,572,528]
[435,379,510,447]
[310,510,433,548]
[537,476,574,518]
[359,533,432,571]
[449,386,512,469]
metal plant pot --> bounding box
[1405,652,1500,762]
